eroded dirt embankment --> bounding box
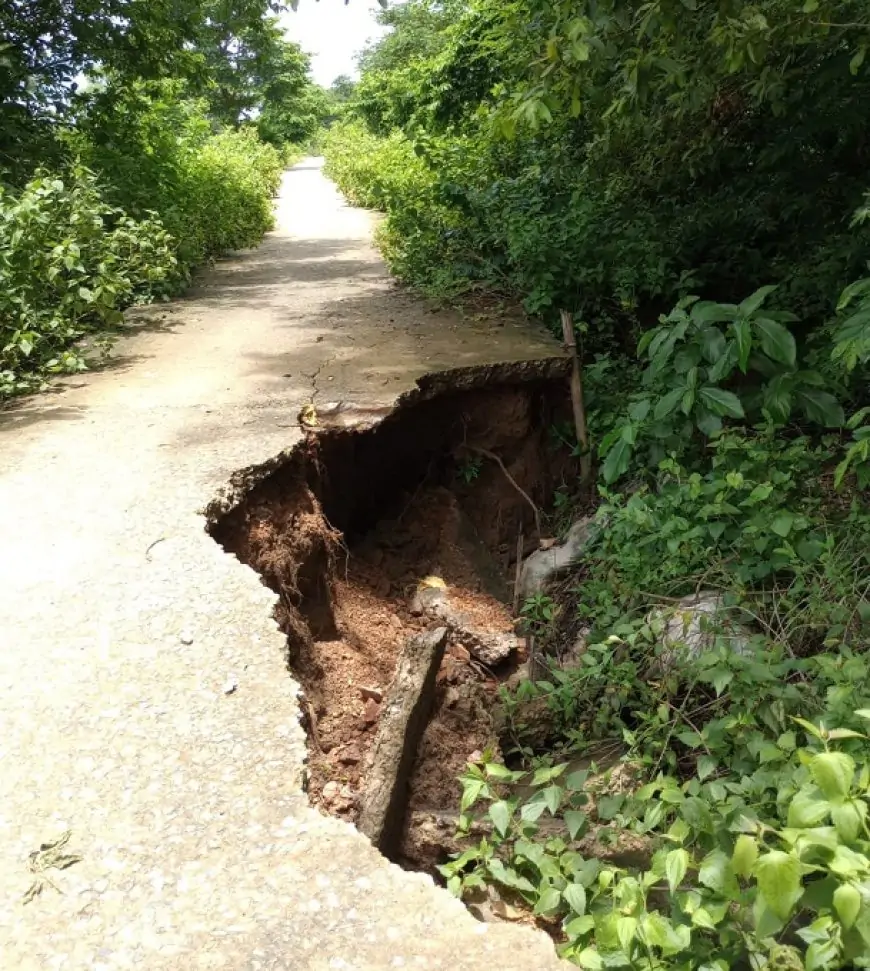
[209,367,572,870]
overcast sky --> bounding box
[281,1,388,87]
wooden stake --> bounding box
[513,529,524,614]
[560,309,591,485]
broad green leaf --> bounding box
[616,915,637,952]
[827,728,867,740]
[797,389,845,428]
[711,668,733,696]
[792,716,825,740]
[682,797,713,833]
[487,859,537,895]
[489,799,513,836]
[665,848,689,891]
[699,849,731,891]
[543,784,564,814]
[565,914,595,938]
[575,947,603,969]
[811,752,855,802]
[697,754,717,781]
[566,769,589,791]
[732,834,758,877]
[698,386,744,418]
[755,317,797,366]
[831,801,865,842]
[564,810,588,840]
[534,885,563,915]
[788,787,832,828]
[834,883,861,928]
[602,438,632,484]
[695,406,723,436]
[829,844,870,877]
[692,301,739,324]
[770,512,795,537]
[732,317,752,372]
[576,858,601,887]
[641,912,691,954]
[596,794,624,821]
[460,778,486,811]
[564,882,587,916]
[699,327,726,363]
[691,908,716,929]
[531,764,567,785]
[740,284,778,316]
[485,762,521,781]
[654,386,685,420]
[521,799,547,823]
[755,850,802,919]
[628,398,651,421]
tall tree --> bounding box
[0,0,289,179]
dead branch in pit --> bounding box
[463,444,541,536]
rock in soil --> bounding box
[648,591,751,675]
[358,627,450,855]
[518,517,597,599]
[411,585,521,667]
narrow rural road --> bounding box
[0,159,564,970]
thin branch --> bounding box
[464,444,542,536]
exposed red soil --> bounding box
[210,382,571,869]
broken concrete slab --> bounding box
[411,583,520,667]
[358,627,450,855]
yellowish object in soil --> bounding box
[418,575,447,591]
[298,403,319,428]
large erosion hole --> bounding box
[209,371,572,872]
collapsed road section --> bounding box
[208,360,572,871]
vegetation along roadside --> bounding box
[323,2,870,968]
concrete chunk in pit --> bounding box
[357,627,449,855]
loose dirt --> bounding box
[211,379,573,869]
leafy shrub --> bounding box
[448,639,870,969]
[177,127,283,262]
[323,122,484,299]
[0,85,287,398]
[598,287,846,485]
[70,83,284,275]
[0,167,176,397]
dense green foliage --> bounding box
[0,0,323,398]
[0,167,176,396]
[324,0,870,324]
[326,2,870,967]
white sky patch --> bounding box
[281,1,388,87]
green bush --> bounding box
[323,121,422,210]
[0,167,177,396]
[441,279,870,968]
[0,85,287,399]
[451,656,870,970]
[70,83,284,275]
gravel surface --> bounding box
[0,158,566,970]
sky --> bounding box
[281,1,389,87]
